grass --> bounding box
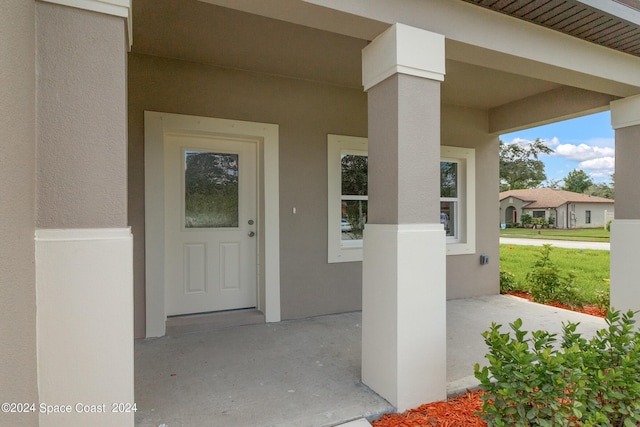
[500,244,610,304]
[500,227,610,242]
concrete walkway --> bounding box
[135,295,606,427]
[500,237,610,250]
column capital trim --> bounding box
[39,0,132,48]
[35,227,132,242]
[611,94,640,129]
[362,23,445,91]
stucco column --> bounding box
[0,2,38,427]
[35,2,133,427]
[610,95,640,314]
[361,24,447,411]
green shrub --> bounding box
[474,309,640,427]
[532,217,546,228]
[606,220,612,232]
[594,286,610,310]
[522,214,533,227]
[526,245,583,309]
[500,271,518,293]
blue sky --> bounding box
[500,111,615,185]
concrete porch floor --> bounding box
[135,295,606,427]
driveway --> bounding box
[500,237,610,251]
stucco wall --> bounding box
[442,105,500,299]
[36,2,128,229]
[615,125,640,220]
[500,197,528,225]
[128,54,368,335]
[0,1,38,425]
[571,203,614,228]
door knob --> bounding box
[248,231,255,237]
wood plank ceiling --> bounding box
[461,0,640,57]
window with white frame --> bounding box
[440,161,458,240]
[327,135,368,263]
[328,136,475,262]
[440,146,476,255]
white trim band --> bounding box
[40,0,130,18]
[35,227,132,241]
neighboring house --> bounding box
[3,1,640,424]
[500,188,614,229]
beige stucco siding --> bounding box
[36,2,128,229]
[0,2,39,425]
[442,105,499,299]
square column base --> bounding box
[611,220,640,313]
[36,228,134,427]
[362,224,446,411]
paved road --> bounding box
[500,237,610,251]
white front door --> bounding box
[164,133,257,316]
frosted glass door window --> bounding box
[184,151,239,228]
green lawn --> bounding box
[500,244,610,304]
[500,227,610,242]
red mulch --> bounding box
[372,390,486,427]
[505,291,606,318]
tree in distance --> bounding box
[584,173,614,199]
[562,169,593,194]
[499,138,553,191]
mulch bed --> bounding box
[372,390,486,427]
[371,294,606,426]
[505,291,606,318]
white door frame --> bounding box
[144,111,281,337]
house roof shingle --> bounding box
[499,188,614,208]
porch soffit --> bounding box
[461,0,640,58]
[132,0,564,111]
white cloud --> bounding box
[579,157,615,171]
[554,144,615,161]
[584,137,615,148]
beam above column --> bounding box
[611,94,640,130]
